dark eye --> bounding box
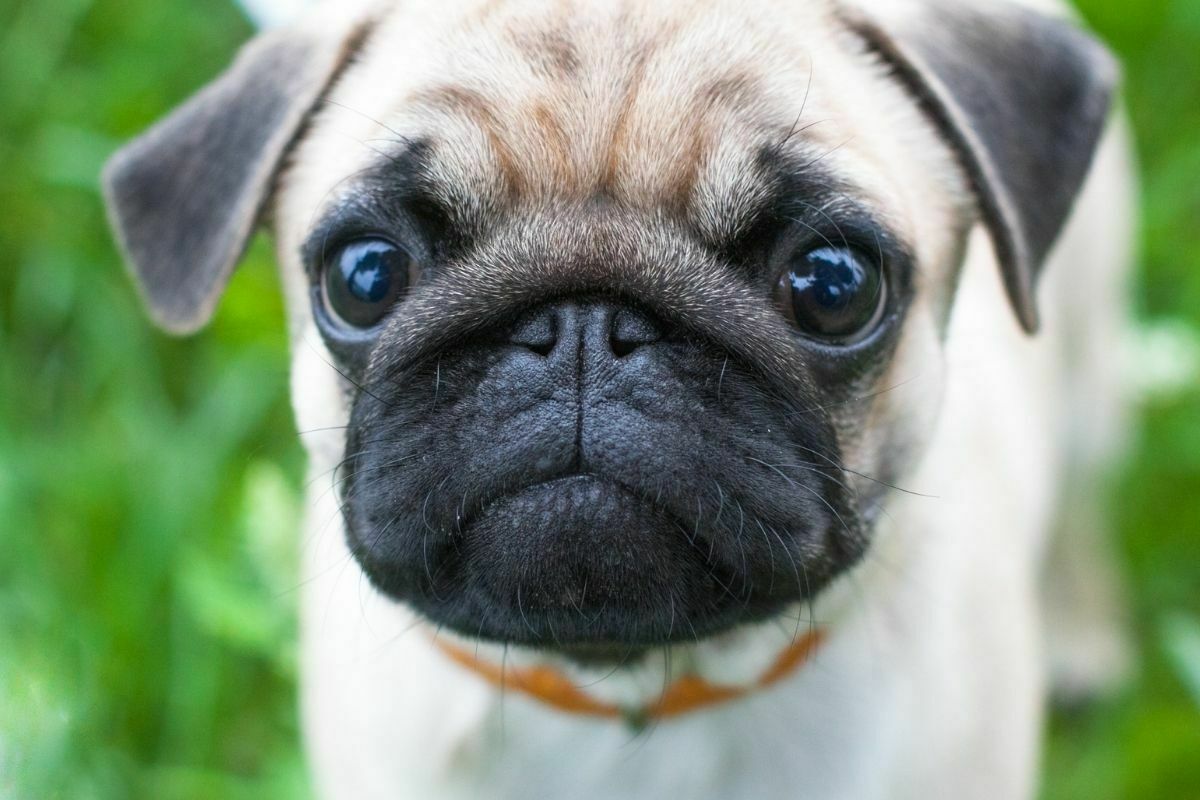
[774,245,886,342]
[323,238,415,328]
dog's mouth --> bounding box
[365,469,836,721]
[355,472,794,650]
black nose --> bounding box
[509,300,664,358]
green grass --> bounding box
[0,0,1196,797]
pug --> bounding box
[102,0,1135,797]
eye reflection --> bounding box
[323,238,413,328]
[776,245,885,341]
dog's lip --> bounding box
[458,471,673,532]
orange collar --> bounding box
[434,629,826,725]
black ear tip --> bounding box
[140,298,214,337]
[998,246,1042,337]
[1015,297,1041,336]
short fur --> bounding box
[104,0,1134,797]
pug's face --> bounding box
[105,0,1114,662]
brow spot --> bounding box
[509,26,581,78]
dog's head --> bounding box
[104,0,1114,661]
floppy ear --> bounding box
[841,0,1118,334]
[103,12,375,334]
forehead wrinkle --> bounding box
[347,0,881,247]
[410,85,527,200]
[684,77,796,247]
[399,14,639,204]
[431,2,791,199]
[595,13,690,198]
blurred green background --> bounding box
[0,0,1196,797]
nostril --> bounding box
[510,309,558,356]
[610,308,664,357]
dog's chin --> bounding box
[355,474,791,653]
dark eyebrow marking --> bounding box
[754,143,873,226]
[507,24,581,78]
[710,144,914,281]
[299,140,450,271]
